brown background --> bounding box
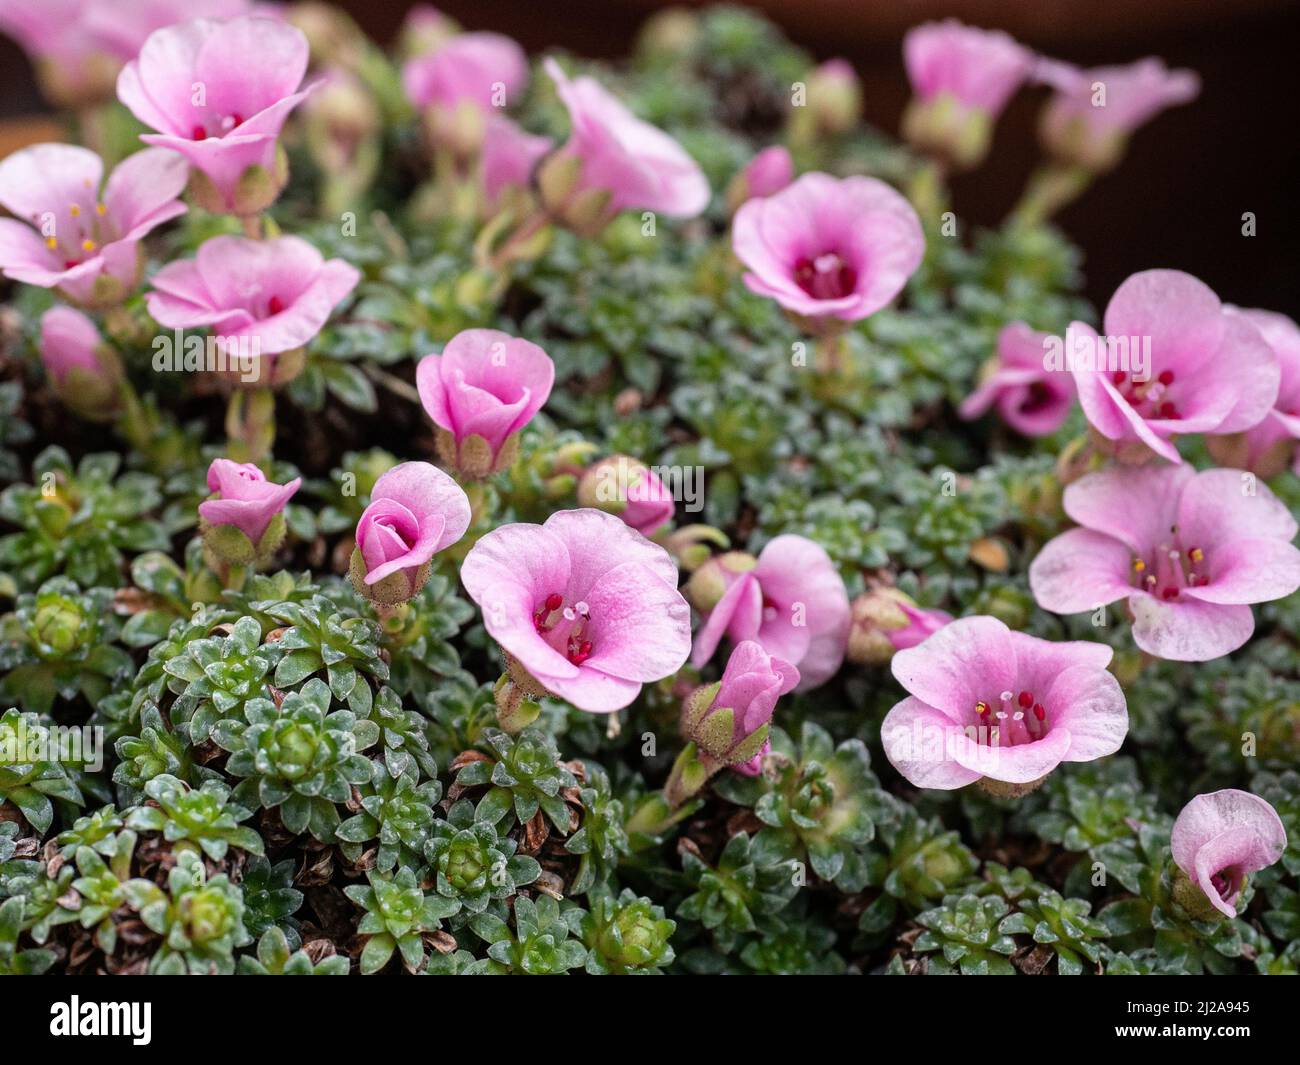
[2,0,1297,316]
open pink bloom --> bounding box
[544,57,709,218]
[416,328,554,473]
[199,458,300,545]
[904,19,1034,118]
[1030,464,1300,661]
[147,235,359,363]
[960,321,1075,436]
[1064,270,1278,463]
[87,0,252,60]
[354,461,471,592]
[881,616,1127,790]
[482,117,552,208]
[689,640,799,776]
[116,15,313,215]
[1171,790,1287,919]
[690,535,850,691]
[461,508,692,713]
[1216,307,1300,474]
[403,31,527,113]
[732,172,925,324]
[1037,57,1199,170]
[0,144,187,308]
[726,146,794,211]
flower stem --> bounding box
[225,387,276,463]
[1008,164,1092,228]
[241,214,264,240]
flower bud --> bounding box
[847,588,951,665]
[577,456,676,537]
[806,59,862,137]
[198,459,301,570]
[680,640,798,773]
[38,307,122,423]
[725,145,794,214]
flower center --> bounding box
[533,591,595,665]
[191,113,244,140]
[1020,381,1054,415]
[44,200,112,268]
[793,251,857,301]
[971,689,1049,747]
[1111,368,1180,420]
[1210,866,1244,902]
[1131,534,1207,601]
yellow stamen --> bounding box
[1189,548,1204,563]
[45,236,58,250]
[81,239,96,252]
[975,701,989,716]
[1132,558,1145,572]
[69,204,81,217]
[95,203,107,216]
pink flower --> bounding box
[39,305,104,386]
[1210,308,1300,477]
[1037,57,1199,171]
[577,456,675,538]
[960,321,1075,437]
[199,458,300,545]
[543,57,710,219]
[0,0,119,106]
[460,508,693,713]
[724,145,793,213]
[87,0,252,61]
[1030,464,1300,661]
[847,589,953,665]
[732,172,924,325]
[482,117,552,209]
[146,235,360,382]
[403,31,527,113]
[416,328,554,478]
[904,20,1034,117]
[682,640,799,775]
[39,305,121,420]
[0,144,187,308]
[351,461,472,605]
[1064,270,1279,463]
[688,535,850,691]
[116,15,314,216]
[881,616,1128,791]
[1171,790,1287,919]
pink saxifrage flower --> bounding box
[1171,789,1287,919]
[688,535,851,692]
[0,143,187,308]
[732,172,925,325]
[1029,464,1300,661]
[683,640,799,776]
[482,116,553,210]
[1209,307,1300,477]
[1037,57,1199,172]
[403,31,527,112]
[416,328,554,478]
[881,616,1128,792]
[960,321,1075,437]
[146,235,359,386]
[351,461,472,606]
[725,145,794,212]
[39,305,121,421]
[1063,270,1278,463]
[87,0,254,60]
[0,0,120,106]
[199,458,301,546]
[543,57,710,220]
[460,508,692,713]
[116,15,315,216]
[577,455,676,539]
[904,19,1034,119]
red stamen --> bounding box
[1161,587,1179,600]
[1157,401,1180,419]
[545,592,563,612]
[267,296,285,316]
[1032,703,1045,721]
[191,125,207,141]
[1111,370,1127,385]
[1017,690,1033,709]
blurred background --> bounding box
[2,0,1296,316]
